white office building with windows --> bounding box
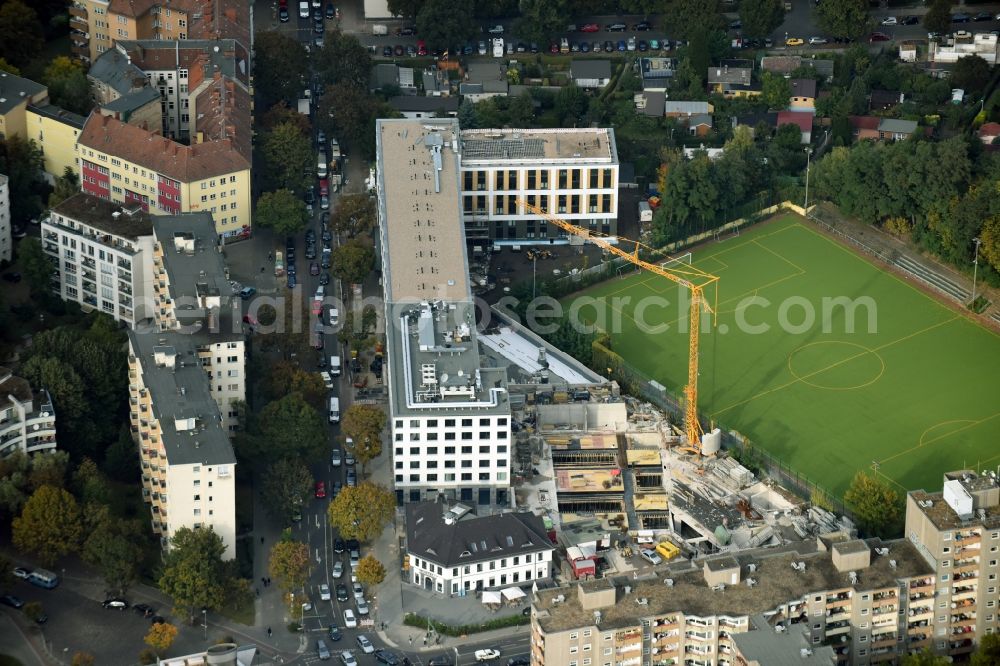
[458,127,619,246]
[376,118,513,508]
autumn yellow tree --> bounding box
[71,653,96,666]
[327,482,395,543]
[355,555,386,588]
[268,539,310,592]
[12,485,82,565]
[144,622,179,656]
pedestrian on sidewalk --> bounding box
[260,536,265,544]
[267,626,272,637]
[408,636,413,646]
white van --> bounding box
[328,396,340,423]
[330,355,342,376]
[298,1,309,18]
[317,151,328,178]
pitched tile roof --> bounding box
[978,122,1000,137]
[79,113,249,182]
[776,111,814,133]
[571,59,612,80]
[790,78,817,99]
[193,73,251,162]
[849,115,880,131]
[405,502,553,568]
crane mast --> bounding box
[518,200,719,448]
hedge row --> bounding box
[402,611,529,637]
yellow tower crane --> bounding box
[518,200,719,450]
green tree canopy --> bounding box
[0,135,44,224]
[260,458,314,524]
[43,56,93,115]
[415,0,475,48]
[554,85,589,127]
[260,102,311,135]
[667,0,724,39]
[355,554,386,588]
[0,57,20,74]
[327,482,396,543]
[761,71,792,110]
[29,450,70,490]
[923,0,951,36]
[901,650,950,666]
[971,633,1000,665]
[252,31,308,109]
[0,0,44,68]
[255,189,310,237]
[739,0,783,39]
[268,539,310,592]
[342,404,385,474]
[815,0,869,39]
[82,519,145,596]
[331,240,375,285]
[16,237,53,296]
[315,31,372,92]
[844,471,903,537]
[261,121,314,193]
[49,167,80,209]
[246,393,328,463]
[329,193,375,238]
[260,361,327,411]
[158,527,229,621]
[12,485,83,565]
[951,55,991,99]
[516,0,568,44]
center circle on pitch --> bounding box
[787,340,885,390]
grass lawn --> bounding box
[571,215,1000,495]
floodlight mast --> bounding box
[518,199,719,449]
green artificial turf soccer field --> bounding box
[569,215,1000,494]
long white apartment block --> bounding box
[376,118,513,508]
[127,212,245,557]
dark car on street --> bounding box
[1,594,24,609]
[382,45,393,57]
[336,584,349,602]
[328,624,342,641]
[133,603,156,618]
[334,537,345,553]
[374,649,401,665]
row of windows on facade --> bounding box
[396,445,508,456]
[464,193,613,216]
[84,152,240,188]
[463,168,615,191]
[81,187,242,227]
[396,472,507,483]
[395,430,508,442]
[396,459,507,470]
[413,551,545,575]
[396,417,509,429]
[57,237,133,269]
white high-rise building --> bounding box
[42,193,156,326]
[0,174,10,263]
[376,118,513,508]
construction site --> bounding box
[508,384,857,584]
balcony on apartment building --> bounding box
[43,241,59,255]
[825,620,851,635]
[70,42,89,58]
[949,638,975,655]
[950,612,976,629]
[69,4,87,19]
[954,530,981,544]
